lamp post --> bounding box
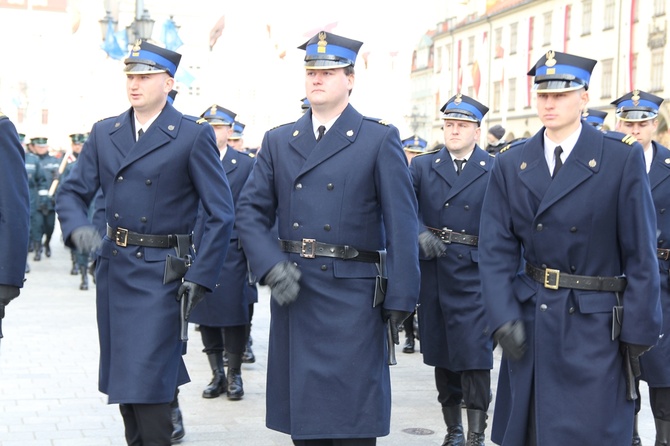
[99,0,155,43]
[405,106,428,135]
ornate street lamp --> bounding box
[99,3,155,44]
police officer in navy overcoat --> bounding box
[56,40,234,445]
[411,94,493,446]
[0,113,30,341]
[189,104,255,401]
[479,51,662,446]
[613,90,670,445]
[236,31,420,445]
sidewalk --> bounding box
[0,228,655,445]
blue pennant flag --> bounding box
[161,19,183,51]
[175,68,195,87]
[100,20,126,61]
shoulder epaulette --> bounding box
[602,131,637,146]
[499,138,527,154]
[621,134,636,145]
[270,122,295,131]
[196,117,207,125]
[413,148,440,157]
[364,117,389,126]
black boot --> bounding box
[70,252,79,275]
[656,418,670,446]
[441,405,465,446]
[202,353,226,398]
[227,353,244,400]
[465,409,487,446]
[44,236,51,257]
[633,414,642,446]
[33,241,42,261]
[403,333,415,353]
[170,391,185,443]
[242,338,256,363]
[80,268,89,290]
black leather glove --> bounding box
[621,342,652,377]
[264,261,301,306]
[0,285,20,319]
[382,309,412,345]
[494,320,527,360]
[71,225,102,254]
[176,281,206,320]
[418,231,446,259]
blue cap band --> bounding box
[534,63,591,85]
[305,43,357,65]
[444,101,484,122]
[133,49,178,77]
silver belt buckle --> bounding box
[301,238,316,258]
[115,227,129,247]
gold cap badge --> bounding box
[545,50,556,68]
[317,32,327,54]
[632,90,640,106]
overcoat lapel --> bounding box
[442,146,490,202]
[649,142,670,190]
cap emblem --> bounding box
[545,50,556,68]
[632,90,640,106]
[209,105,217,116]
[132,39,142,56]
[317,32,327,53]
[454,94,462,105]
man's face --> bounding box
[212,125,232,150]
[616,119,658,151]
[536,89,588,133]
[229,139,244,152]
[71,142,83,154]
[126,72,173,114]
[305,68,353,108]
[443,119,480,157]
[32,144,48,156]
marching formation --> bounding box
[0,29,668,446]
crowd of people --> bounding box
[0,31,668,446]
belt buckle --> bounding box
[544,268,560,290]
[301,238,316,258]
[115,227,129,247]
[441,227,452,244]
[659,249,670,261]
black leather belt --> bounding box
[525,263,626,292]
[427,227,478,246]
[278,239,381,263]
[106,224,190,249]
[658,248,670,261]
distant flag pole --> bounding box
[209,15,226,51]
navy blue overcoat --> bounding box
[410,145,493,371]
[479,124,662,446]
[56,103,234,404]
[236,104,420,439]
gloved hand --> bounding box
[0,285,20,319]
[418,231,446,259]
[494,320,527,360]
[176,281,206,320]
[621,342,652,377]
[264,261,301,306]
[71,226,102,254]
[382,309,412,345]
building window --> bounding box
[493,81,501,112]
[600,58,613,99]
[603,0,615,30]
[510,22,518,55]
[543,12,552,46]
[508,77,517,111]
[582,0,592,36]
[650,49,664,92]
[468,35,475,65]
[654,0,666,17]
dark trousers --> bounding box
[650,386,670,421]
[293,438,376,445]
[435,367,490,411]
[30,210,55,242]
[119,402,172,446]
[200,324,246,355]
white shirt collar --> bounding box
[312,115,341,139]
[134,111,161,141]
[543,124,582,173]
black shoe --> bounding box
[242,340,255,364]
[227,368,244,400]
[202,370,226,398]
[44,243,51,258]
[80,272,89,291]
[442,426,465,446]
[33,243,42,261]
[170,406,185,443]
[402,337,415,353]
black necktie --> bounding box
[454,159,466,175]
[316,125,326,142]
[137,129,144,140]
[552,146,563,178]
